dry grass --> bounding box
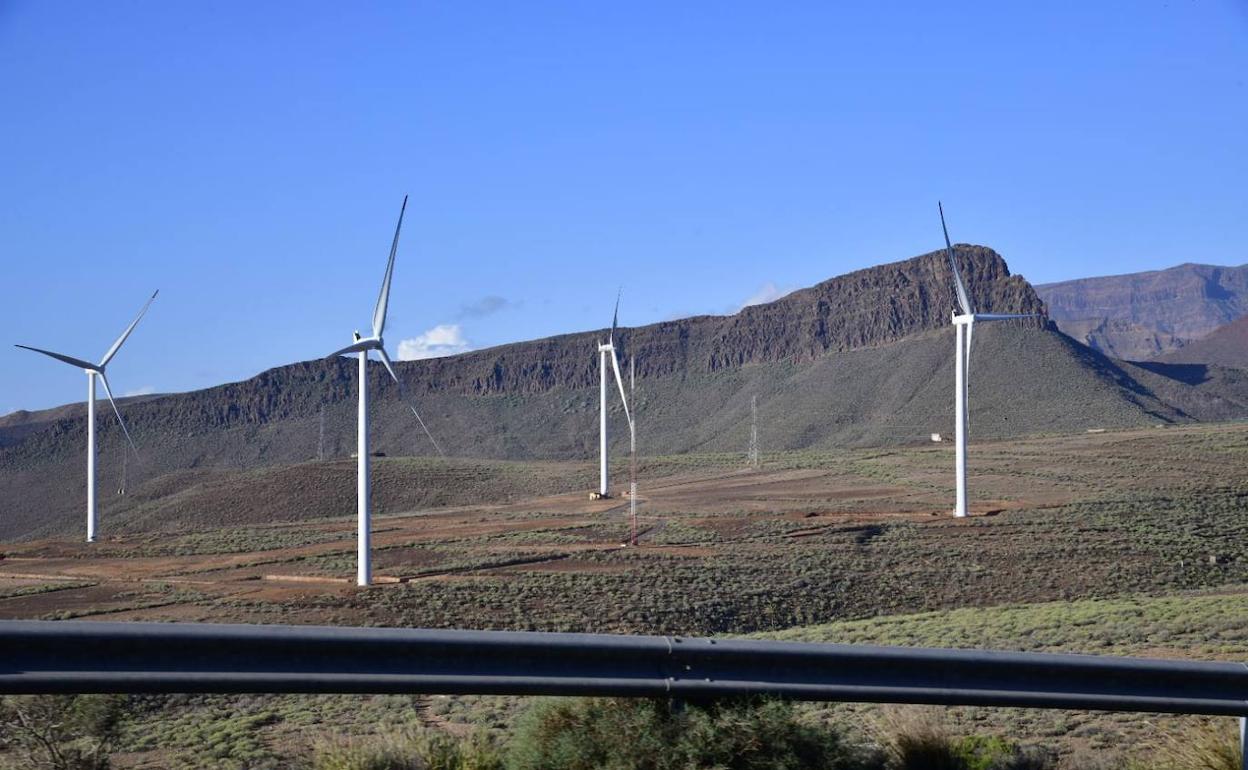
[1142,720,1242,770]
[875,707,969,770]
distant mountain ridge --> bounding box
[4,245,1248,541]
[1159,314,1248,369]
[1037,263,1248,360]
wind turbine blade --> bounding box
[965,317,974,439]
[938,202,974,316]
[376,346,403,387]
[327,339,376,358]
[372,195,408,338]
[98,372,139,456]
[611,287,621,343]
[377,347,445,457]
[966,317,974,378]
[100,290,159,368]
[14,345,97,371]
[610,347,632,429]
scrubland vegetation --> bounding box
[2,425,1247,767]
[5,589,1248,768]
[1,693,1242,770]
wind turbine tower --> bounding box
[595,291,632,498]
[15,291,158,542]
[629,355,638,545]
[939,202,1038,517]
[327,195,443,586]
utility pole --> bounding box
[747,394,760,469]
[118,442,127,496]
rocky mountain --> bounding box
[4,245,1248,541]
[1036,263,1248,360]
[1158,315,1248,370]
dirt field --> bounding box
[2,422,1245,632]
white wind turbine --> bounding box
[628,354,638,546]
[327,195,443,586]
[595,291,633,499]
[15,290,158,542]
[939,202,1037,518]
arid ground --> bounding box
[2,422,1247,767]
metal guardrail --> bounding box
[2,620,1247,719]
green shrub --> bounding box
[312,728,502,770]
[879,710,1053,770]
[956,737,1053,770]
[0,695,123,770]
[504,697,879,770]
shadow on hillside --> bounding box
[1129,361,1212,386]
[1052,330,1161,400]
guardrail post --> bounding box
[1240,716,1246,770]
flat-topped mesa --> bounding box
[2,245,1049,431]
[438,244,1046,391]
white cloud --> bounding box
[397,324,473,361]
[123,385,157,397]
[737,282,794,312]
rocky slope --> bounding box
[1037,263,1248,360]
[1157,314,1248,369]
[4,245,1248,540]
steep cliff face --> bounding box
[698,244,1044,370]
[389,244,1046,397]
[1037,263,1248,360]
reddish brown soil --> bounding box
[2,423,1243,623]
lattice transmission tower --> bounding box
[317,405,326,461]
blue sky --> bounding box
[2,1,1245,413]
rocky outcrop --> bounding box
[395,244,1047,396]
